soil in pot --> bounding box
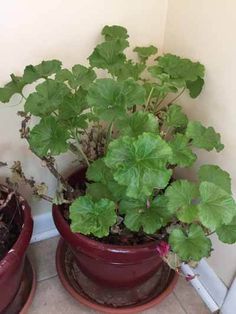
[0,189,22,260]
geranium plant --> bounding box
[1,25,235,270]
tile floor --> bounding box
[27,236,211,314]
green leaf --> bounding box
[133,45,158,63]
[216,216,236,244]
[198,165,231,194]
[87,78,145,121]
[186,121,224,152]
[88,39,128,75]
[55,69,75,87]
[23,60,62,84]
[165,180,199,223]
[87,78,124,121]
[120,195,173,233]
[186,77,204,98]
[72,65,96,89]
[55,65,96,90]
[169,224,212,261]
[157,54,205,81]
[69,195,117,237]
[198,182,236,230]
[86,182,113,202]
[24,79,70,116]
[121,195,170,234]
[86,158,111,184]
[115,60,145,81]
[120,78,146,108]
[105,133,172,199]
[0,75,26,103]
[169,134,197,167]
[28,116,69,156]
[86,159,126,202]
[165,104,188,128]
[116,111,158,137]
[57,89,89,129]
[102,25,129,41]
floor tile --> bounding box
[28,275,187,314]
[28,236,59,281]
[174,277,210,314]
[142,293,186,314]
[28,276,100,314]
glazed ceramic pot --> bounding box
[53,168,178,312]
[0,187,33,313]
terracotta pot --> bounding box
[0,187,33,313]
[53,168,177,310]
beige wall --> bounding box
[0,0,168,214]
[164,0,236,287]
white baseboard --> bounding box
[31,212,59,243]
[30,213,229,313]
[181,259,228,313]
[221,277,236,314]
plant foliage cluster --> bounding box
[1,25,235,267]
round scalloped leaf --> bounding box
[24,79,70,116]
[186,76,204,98]
[0,75,26,103]
[165,104,188,128]
[216,216,236,244]
[105,133,172,199]
[28,116,70,157]
[157,54,205,81]
[198,164,231,194]
[120,195,172,233]
[165,180,199,223]
[23,60,62,84]
[102,25,129,41]
[87,78,145,121]
[169,134,197,167]
[186,121,224,152]
[169,224,212,261]
[115,111,158,137]
[88,39,128,75]
[133,45,158,63]
[69,195,116,238]
[198,182,236,230]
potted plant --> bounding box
[1,25,235,313]
[0,162,34,313]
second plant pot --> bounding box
[0,186,34,313]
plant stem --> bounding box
[36,194,53,203]
[144,87,154,111]
[20,92,26,101]
[166,87,185,106]
[155,96,166,110]
[72,130,90,167]
[105,121,113,151]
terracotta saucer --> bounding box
[2,256,36,314]
[56,238,179,314]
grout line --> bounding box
[173,291,188,314]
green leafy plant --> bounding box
[1,25,235,270]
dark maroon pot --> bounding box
[0,188,33,313]
[52,168,163,289]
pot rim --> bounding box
[53,202,159,252]
[0,186,33,273]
